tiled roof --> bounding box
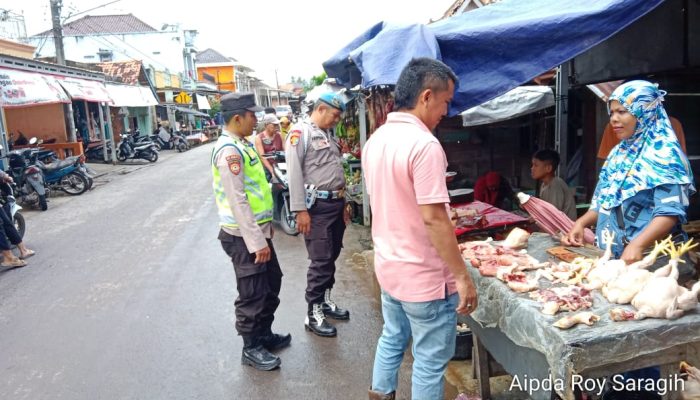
[33,14,157,37]
[439,0,502,20]
[96,60,145,85]
[196,48,236,64]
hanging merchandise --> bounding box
[366,86,394,135]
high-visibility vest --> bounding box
[211,132,273,229]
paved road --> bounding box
[0,142,525,400]
[0,143,419,400]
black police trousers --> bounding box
[218,230,282,337]
[304,198,346,304]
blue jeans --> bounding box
[371,290,458,400]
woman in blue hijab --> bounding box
[564,80,695,265]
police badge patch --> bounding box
[289,130,301,146]
[226,154,241,175]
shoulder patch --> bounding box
[226,154,242,175]
[289,131,301,146]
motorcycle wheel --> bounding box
[280,200,299,236]
[146,151,158,163]
[60,172,89,195]
[13,212,25,239]
[177,143,187,152]
[117,150,127,162]
[38,194,48,211]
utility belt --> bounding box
[304,184,345,208]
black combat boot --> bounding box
[321,288,350,320]
[258,331,292,352]
[304,303,337,337]
[241,336,281,371]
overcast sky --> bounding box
[3,0,456,86]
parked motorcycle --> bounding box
[1,182,25,239]
[117,133,159,163]
[36,156,90,196]
[264,151,298,236]
[4,146,48,211]
[151,128,189,152]
[84,140,113,163]
[22,137,93,193]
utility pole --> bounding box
[50,0,66,65]
[275,68,281,105]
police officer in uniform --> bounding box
[286,92,350,338]
[212,92,290,370]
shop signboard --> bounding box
[57,77,112,103]
[0,67,70,107]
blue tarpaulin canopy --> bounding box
[322,0,665,115]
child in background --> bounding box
[531,149,577,220]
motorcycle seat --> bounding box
[42,159,74,171]
[135,144,154,151]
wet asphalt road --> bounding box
[0,143,425,400]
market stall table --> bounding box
[466,233,700,400]
[452,200,529,238]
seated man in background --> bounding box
[474,171,517,211]
[531,149,577,220]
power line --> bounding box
[62,0,123,23]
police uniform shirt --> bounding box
[285,121,346,212]
[215,131,271,253]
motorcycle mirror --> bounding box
[29,137,38,145]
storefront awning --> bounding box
[168,105,209,118]
[0,67,70,107]
[57,77,112,103]
[105,83,159,107]
[196,94,211,110]
[461,86,554,127]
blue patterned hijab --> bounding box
[591,80,695,210]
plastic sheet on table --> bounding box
[466,232,700,392]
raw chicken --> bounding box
[609,308,636,321]
[681,361,700,400]
[461,239,546,276]
[581,229,627,290]
[602,237,672,304]
[540,258,594,285]
[530,286,593,314]
[503,227,530,250]
[631,240,700,320]
[553,312,600,329]
[496,266,539,293]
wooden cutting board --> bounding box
[546,246,581,262]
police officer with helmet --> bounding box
[211,92,290,371]
[286,92,351,338]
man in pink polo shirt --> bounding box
[363,58,478,400]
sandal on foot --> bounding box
[1,258,27,268]
[19,250,35,259]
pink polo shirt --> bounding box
[362,112,457,302]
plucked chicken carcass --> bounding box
[680,361,700,400]
[581,229,627,290]
[553,312,600,329]
[602,237,672,304]
[630,240,700,320]
[503,227,530,250]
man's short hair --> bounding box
[533,149,560,170]
[222,109,249,125]
[394,58,458,110]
